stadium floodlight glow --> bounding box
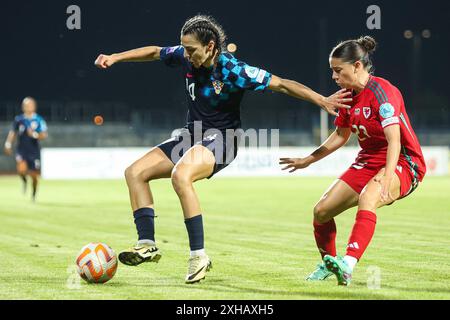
[403,30,414,39]
[421,29,431,39]
[227,43,237,53]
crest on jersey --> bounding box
[212,80,224,95]
[363,107,371,119]
[30,121,38,130]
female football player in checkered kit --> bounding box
[95,14,352,284]
[280,36,426,286]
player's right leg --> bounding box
[26,155,41,202]
[15,156,28,194]
[306,179,359,281]
[170,145,216,284]
[119,147,174,266]
[29,170,40,202]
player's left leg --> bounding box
[171,145,215,283]
[16,157,28,194]
[324,168,402,285]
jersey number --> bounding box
[186,79,196,101]
[352,124,371,141]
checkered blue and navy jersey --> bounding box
[12,113,47,155]
[160,45,272,131]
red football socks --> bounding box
[346,210,377,260]
[313,219,337,258]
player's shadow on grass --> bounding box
[100,278,449,299]
[202,281,394,300]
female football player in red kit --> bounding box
[280,36,426,286]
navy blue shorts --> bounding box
[16,152,41,171]
[157,129,239,178]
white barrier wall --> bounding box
[41,147,448,179]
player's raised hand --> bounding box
[320,89,352,116]
[4,146,12,156]
[279,157,312,173]
[94,54,116,69]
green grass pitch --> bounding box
[0,175,449,300]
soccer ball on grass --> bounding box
[76,242,117,284]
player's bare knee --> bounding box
[124,166,132,181]
[171,168,191,194]
[124,165,142,183]
[358,190,378,210]
[17,163,27,175]
[313,202,330,224]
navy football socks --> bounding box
[133,207,155,243]
[184,215,204,251]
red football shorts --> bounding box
[340,161,419,198]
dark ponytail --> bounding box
[181,15,227,61]
[330,36,377,73]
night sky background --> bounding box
[1,0,449,130]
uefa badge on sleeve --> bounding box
[379,103,395,119]
[212,80,224,95]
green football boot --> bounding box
[306,262,333,281]
[323,255,352,286]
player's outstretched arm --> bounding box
[94,46,162,69]
[268,75,351,116]
[279,127,351,173]
[4,131,15,156]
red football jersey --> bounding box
[334,75,426,181]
